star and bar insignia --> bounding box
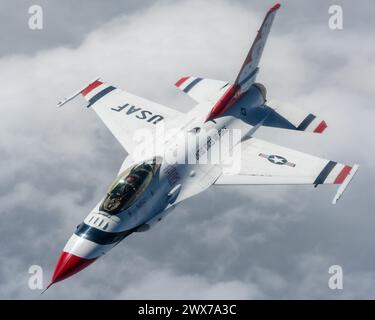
[258,153,296,167]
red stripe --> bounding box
[81,80,103,96]
[334,165,352,184]
[175,77,189,88]
[205,84,239,122]
[314,120,327,133]
[270,3,281,12]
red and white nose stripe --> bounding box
[46,234,113,288]
[51,251,97,284]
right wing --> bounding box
[215,137,359,204]
[58,78,183,154]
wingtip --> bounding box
[56,76,102,108]
[332,164,359,205]
[270,3,281,11]
[57,100,66,108]
[314,120,328,133]
[175,76,190,88]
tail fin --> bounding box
[205,3,280,122]
[235,3,280,94]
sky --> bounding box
[0,0,374,299]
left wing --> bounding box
[215,138,359,204]
[58,78,183,153]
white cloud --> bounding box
[117,269,262,299]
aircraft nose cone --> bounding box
[51,251,96,284]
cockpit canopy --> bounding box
[100,158,161,215]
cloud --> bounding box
[117,269,262,299]
[0,0,156,57]
[0,0,374,299]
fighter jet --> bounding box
[49,3,358,288]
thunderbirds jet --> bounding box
[48,3,358,289]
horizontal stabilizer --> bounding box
[266,102,328,133]
[175,76,228,103]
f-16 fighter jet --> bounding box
[48,3,358,289]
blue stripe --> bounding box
[297,114,316,131]
[238,68,259,87]
[75,222,134,245]
[87,86,116,108]
[313,161,337,186]
[183,78,202,93]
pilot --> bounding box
[101,159,157,214]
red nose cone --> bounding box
[51,251,96,284]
